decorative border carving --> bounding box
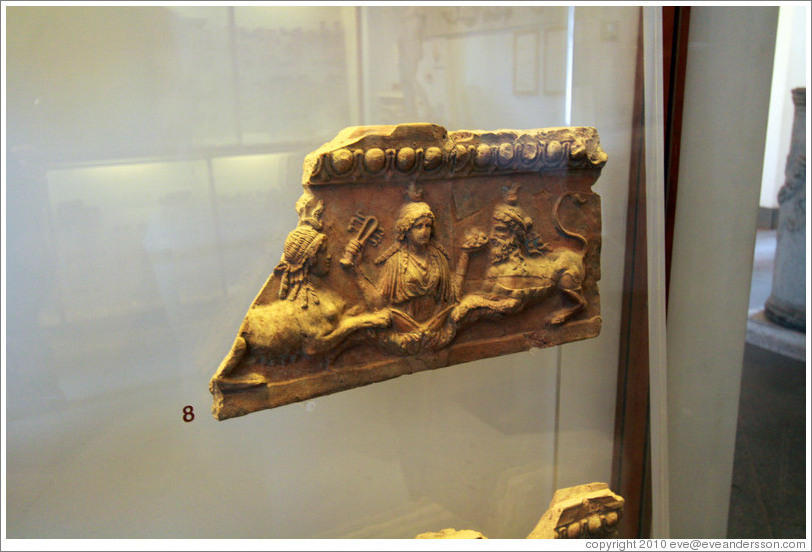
[303,124,607,185]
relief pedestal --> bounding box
[210,123,607,419]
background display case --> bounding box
[4,4,796,542]
[5,4,651,539]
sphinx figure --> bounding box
[210,193,392,387]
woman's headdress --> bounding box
[376,183,443,264]
[394,182,435,241]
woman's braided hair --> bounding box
[274,224,326,307]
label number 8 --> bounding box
[183,405,195,422]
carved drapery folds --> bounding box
[210,124,606,420]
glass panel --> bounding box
[558,5,640,488]
[5,5,644,539]
[360,6,569,127]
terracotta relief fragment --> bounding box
[415,482,625,539]
[210,123,607,420]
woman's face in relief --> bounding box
[407,216,432,248]
[311,238,331,277]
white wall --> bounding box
[760,5,808,208]
[667,6,778,538]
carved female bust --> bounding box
[374,200,456,322]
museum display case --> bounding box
[5,5,669,540]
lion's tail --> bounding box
[553,192,588,255]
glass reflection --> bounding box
[5,5,636,539]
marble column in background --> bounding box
[765,87,806,331]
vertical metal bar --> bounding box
[612,7,652,539]
[643,5,670,540]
